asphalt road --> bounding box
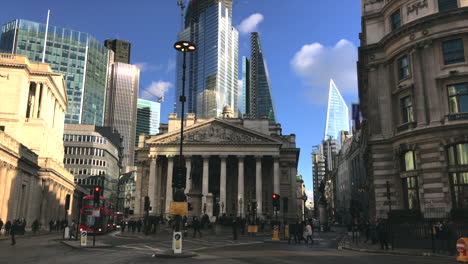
[0,231,457,264]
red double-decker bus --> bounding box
[79,196,114,234]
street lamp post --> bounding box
[173,41,197,235]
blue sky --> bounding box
[0,0,361,200]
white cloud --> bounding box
[166,59,176,73]
[140,81,173,102]
[306,190,314,202]
[134,62,162,72]
[237,13,264,35]
[291,39,358,104]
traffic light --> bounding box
[144,196,150,211]
[272,193,280,211]
[93,187,101,206]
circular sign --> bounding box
[175,234,181,240]
[81,231,87,237]
[457,239,466,253]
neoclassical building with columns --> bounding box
[135,109,301,221]
[0,53,77,228]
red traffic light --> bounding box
[94,187,100,192]
[272,194,277,199]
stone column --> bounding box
[184,156,192,194]
[201,156,210,209]
[164,156,174,215]
[255,156,263,216]
[148,156,157,214]
[0,165,8,217]
[33,82,40,117]
[1,167,16,221]
[237,156,244,217]
[220,155,227,214]
[273,157,280,195]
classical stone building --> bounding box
[359,0,468,219]
[134,109,300,221]
[0,53,77,228]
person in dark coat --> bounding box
[49,220,54,232]
[5,220,11,235]
[137,219,142,233]
[0,219,3,235]
[232,218,238,240]
[377,219,389,250]
[192,217,202,238]
[296,221,304,244]
[10,220,18,245]
[32,220,39,234]
[288,222,297,244]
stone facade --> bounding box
[359,1,468,219]
[135,113,300,222]
[0,53,76,228]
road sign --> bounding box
[92,208,100,217]
[170,202,188,215]
[272,225,280,242]
[247,225,258,233]
[80,231,87,246]
[172,232,182,254]
[457,238,468,262]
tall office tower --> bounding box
[104,39,131,63]
[136,99,161,138]
[242,32,276,122]
[104,62,139,169]
[134,99,161,163]
[174,0,239,119]
[0,19,109,125]
[324,79,349,148]
[241,56,250,116]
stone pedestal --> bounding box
[319,202,328,232]
[187,193,202,217]
[205,193,214,220]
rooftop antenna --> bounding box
[177,0,186,31]
[41,9,50,63]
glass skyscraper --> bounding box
[0,19,109,125]
[242,32,276,123]
[174,0,239,119]
[136,99,160,137]
[104,62,140,169]
[324,79,349,146]
[134,99,160,162]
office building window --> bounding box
[391,9,402,30]
[399,55,410,79]
[401,96,414,123]
[448,143,468,208]
[448,83,468,113]
[401,151,416,171]
[403,176,419,210]
[438,0,458,11]
[443,39,465,65]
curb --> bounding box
[152,250,198,258]
[339,245,454,259]
[60,241,114,249]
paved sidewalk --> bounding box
[61,240,112,249]
[338,233,455,260]
[0,231,62,241]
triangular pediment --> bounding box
[147,119,282,145]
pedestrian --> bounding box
[232,218,238,240]
[363,220,371,243]
[288,222,297,244]
[5,220,11,236]
[32,219,39,234]
[305,221,314,245]
[69,220,76,240]
[0,219,3,235]
[137,219,142,233]
[435,221,449,254]
[10,219,18,246]
[296,221,304,244]
[192,216,202,238]
[120,220,125,233]
[377,219,389,250]
[49,220,54,232]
